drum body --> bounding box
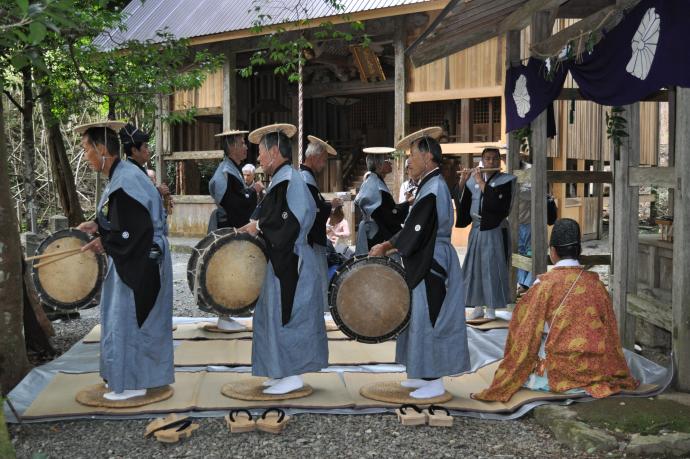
[31,229,106,311]
[187,227,235,312]
[329,255,411,343]
[192,230,268,316]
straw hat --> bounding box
[395,127,443,151]
[307,135,337,156]
[73,120,127,135]
[248,123,297,144]
[362,147,396,155]
[215,129,249,138]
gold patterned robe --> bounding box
[475,266,638,402]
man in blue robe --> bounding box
[300,135,342,311]
[76,121,173,401]
[354,147,409,255]
[238,124,328,395]
[370,127,470,399]
[454,148,517,320]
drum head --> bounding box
[187,228,236,294]
[197,232,268,315]
[329,256,411,343]
[32,229,106,311]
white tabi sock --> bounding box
[262,378,280,387]
[484,308,496,320]
[262,375,304,395]
[103,389,147,401]
[410,379,445,399]
[400,379,427,389]
[216,316,247,331]
[468,306,484,320]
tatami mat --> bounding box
[343,361,659,412]
[173,340,397,367]
[83,321,347,343]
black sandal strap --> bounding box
[399,404,422,414]
[261,407,285,423]
[428,405,450,416]
[150,417,189,436]
[229,409,252,422]
[174,419,192,432]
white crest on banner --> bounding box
[626,7,660,80]
[513,74,531,118]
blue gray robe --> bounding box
[207,157,256,232]
[300,166,330,311]
[97,160,174,393]
[455,172,517,309]
[251,162,329,378]
[393,169,470,378]
[354,173,408,255]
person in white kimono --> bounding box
[300,135,342,311]
[76,121,173,401]
[238,124,328,395]
[370,127,470,399]
[354,147,409,255]
[454,148,517,320]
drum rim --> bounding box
[187,227,237,295]
[328,255,411,344]
[197,231,269,316]
[31,228,106,311]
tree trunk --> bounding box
[0,94,32,395]
[37,83,84,226]
[21,65,37,232]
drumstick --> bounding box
[25,247,83,261]
[33,250,85,269]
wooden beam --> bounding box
[512,253,611,271]
[627,293,671,331]
[557,0,616,18]
[612,103,640,349]
[629,167,676,188]
[393,16,407,145]
[222,50,236,130]
[189,0,449,46]
[155,95,171,186]
[530,0,640,58]
[168,150,224,161]
[171,107,222,117]
[547,170,612,183]
[498,0,567,33]
[304,79,393,98]
[530,11,549,278]
[406,86,503,103]
[557,88,668,102]
[672,87,690,390]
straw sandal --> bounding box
[225,409,256,433]
[395,404,427,426]
[256,408,290,434]
[153,419,199,443]
[424,405,453,427]
[144,414,189,438]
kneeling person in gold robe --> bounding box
[475,218,638,402]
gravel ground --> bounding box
[6,243,623,458]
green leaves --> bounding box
[28,21,46,44]
[606,106,628,160]
[16,0,30,17]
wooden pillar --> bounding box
[529,12,549,277]
[393,16,407,144]
[155,95,171,186]
[612,103,640,349]
[672,87,690,390]
[222,50,237,131]
[460,99,472,168]
[506,30,521,301]
[668,87,676,212]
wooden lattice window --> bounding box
[473,99,490,124]
[348,93,388,130]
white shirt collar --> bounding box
[554,258,581,268]
[419,167,439,183]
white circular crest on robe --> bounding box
[513,74,530,118]
[626,7,660,81]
